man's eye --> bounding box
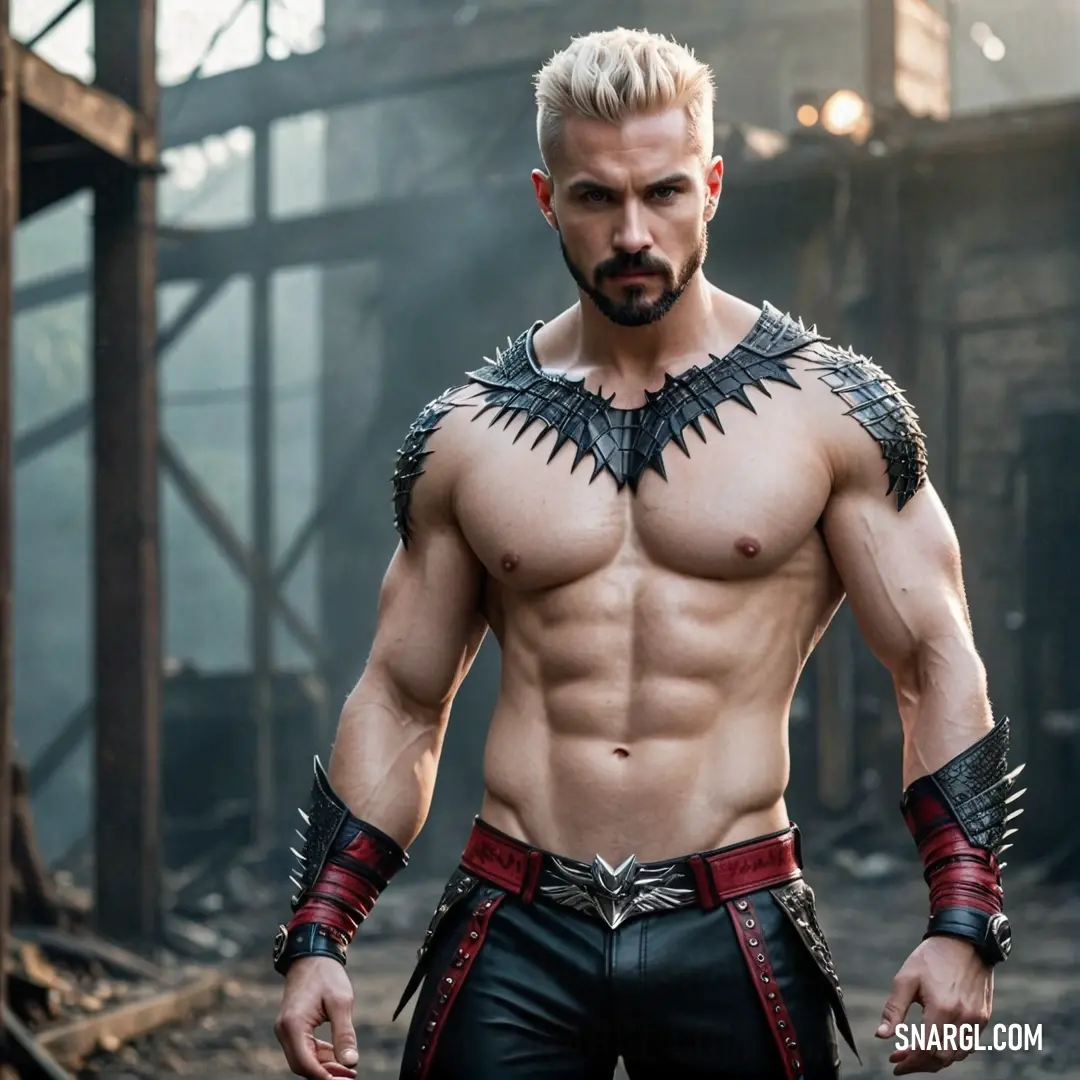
[583,190,609,203]
[650,186,678,200]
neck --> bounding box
[573,272,718,381]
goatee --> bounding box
[558,226,708,327]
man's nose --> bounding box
[612,201,652,252]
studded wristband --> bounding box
[901,718,1024,963]
[273,758,408,976]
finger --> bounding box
[326,993,359,1068]
[278,1022,335,1080]
[894,1050,946,1075]
[878,975,919,1038]
[313,1039,357,1079]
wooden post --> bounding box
[92,0,162,944]
[251,0,277,851]
[0,0,18,1029]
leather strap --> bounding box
[459,817,802,908]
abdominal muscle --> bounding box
[476,560,837,865]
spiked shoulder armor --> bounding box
[798,340,928,511]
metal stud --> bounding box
[745,919,755,928]
[420,1043,427,1053]
[760,973,770,982]
[444,977,454,985]
[438,994,448,1004]
[756,953,765,963]
[778,1020,787,1029]
[749,938,758,946]
[426,1020,436,1031]
[768,992,776,1000]
[470,931,479,940]
[736,900,749,911]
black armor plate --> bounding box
[390,303,928,544]
[771,878,860,1063]
[903,716,1026,854]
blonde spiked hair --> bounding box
[534,27,715,172]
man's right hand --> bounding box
[274,956,360,1080]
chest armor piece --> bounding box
[391,303,926,545]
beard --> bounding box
[559,225,708,328]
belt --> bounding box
[460,817,803,930]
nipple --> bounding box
[735,536,761,558]
[501,552,520,573]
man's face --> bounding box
[534,108,722,327]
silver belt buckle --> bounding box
[539,853,696,930]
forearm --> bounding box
[273,668,447,975]
[327,668,446,851]
[894,633,993,788]
[893,637,1022,965]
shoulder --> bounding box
[391,383,479,546]
[790,338,928,511]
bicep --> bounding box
[821,477,973,673]
[368,523,487,715]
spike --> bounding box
[296,830,306,842]
[289,847,306,862]
[1004,808,1024,823]
[996,843,1013,855]
[289,875,303,891]
[998,862,1008,870]
[728,386,755,411]
[545,431,571,461]
[1004,787,1026,804]
[571,441,592,471]
[1000,827,1018,841]
[513,415,542,443]
[298,809,310,825]
[647,454,668,480]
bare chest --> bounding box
[454,398,833,589]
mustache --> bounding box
[595,251,671,279]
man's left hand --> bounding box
[875,935,994,1074]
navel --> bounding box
[501,552,520,573]
[735,536,761,558]
[613,748,630,760]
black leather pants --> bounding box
[397,880,847,1080]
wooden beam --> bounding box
[158,436,324,661]
[17,44,153,167]
[35,971,223,1070]
[2,1005,71,1080]
[0,8,19,1037]
[14,275,227,467]
[91,0,162,947]
[160,0,647,149]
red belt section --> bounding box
[460,817,802,909]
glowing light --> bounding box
[820,90,868,137]
[796,104,819,127]
[982,36,1006,62]
[970,21,993,46]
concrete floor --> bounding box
[79,865,1080,1079]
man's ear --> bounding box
[531,168,558,230]
[704,155,724,221]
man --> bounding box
[273,27,1022,1080]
